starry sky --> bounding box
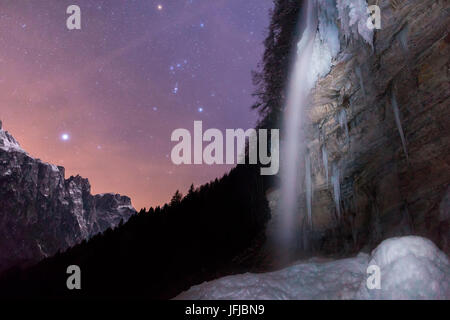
[0,0,273,210]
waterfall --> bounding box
[390,90,408,161]
[322,145,329,186]
[278,0,341,250]
[278,0,319,248]
[331,162,341,220]
[305,153,313,228]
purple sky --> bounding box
[0,0,273,209]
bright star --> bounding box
[61,133,70,141]
[198,107,203,113]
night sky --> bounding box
[0,0,273,209]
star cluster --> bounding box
[0,0,273,209]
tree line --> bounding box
[0,164,270,299]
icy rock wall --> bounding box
[267,0,450,256]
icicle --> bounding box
[331,163,341,220]
[355,65,366,97]
[338,109,350,145]
[305,153,313,229]
[402,204,414,234]
[322,145,329,187]
[397,25,409,54]
[390,91,409,161]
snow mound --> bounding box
[176,237,450,300]
[356,236,450,299]
[176,254,368,300]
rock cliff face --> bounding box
[268,0,449,256]
[0,121,136,272]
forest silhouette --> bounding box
[0,164,270,298]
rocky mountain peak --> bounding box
[0,121,26,154]
[0,121,137,272]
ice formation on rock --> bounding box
[338,108,350,145]
[305,153,313,228]
[331,162,341,219]
[321,145,329,186]
[307,0,341,84]
[397,25,409,53]
[355,65,366,96]
[336,0,373,46]
[390,90,409,160]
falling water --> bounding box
[322,145,329,186]
[390,90,409,161]
[279,0,318,248]
[331,162,341,220]
[305,153,313,228]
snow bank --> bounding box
[176,236,450,300]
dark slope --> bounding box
[0,164,270,299]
